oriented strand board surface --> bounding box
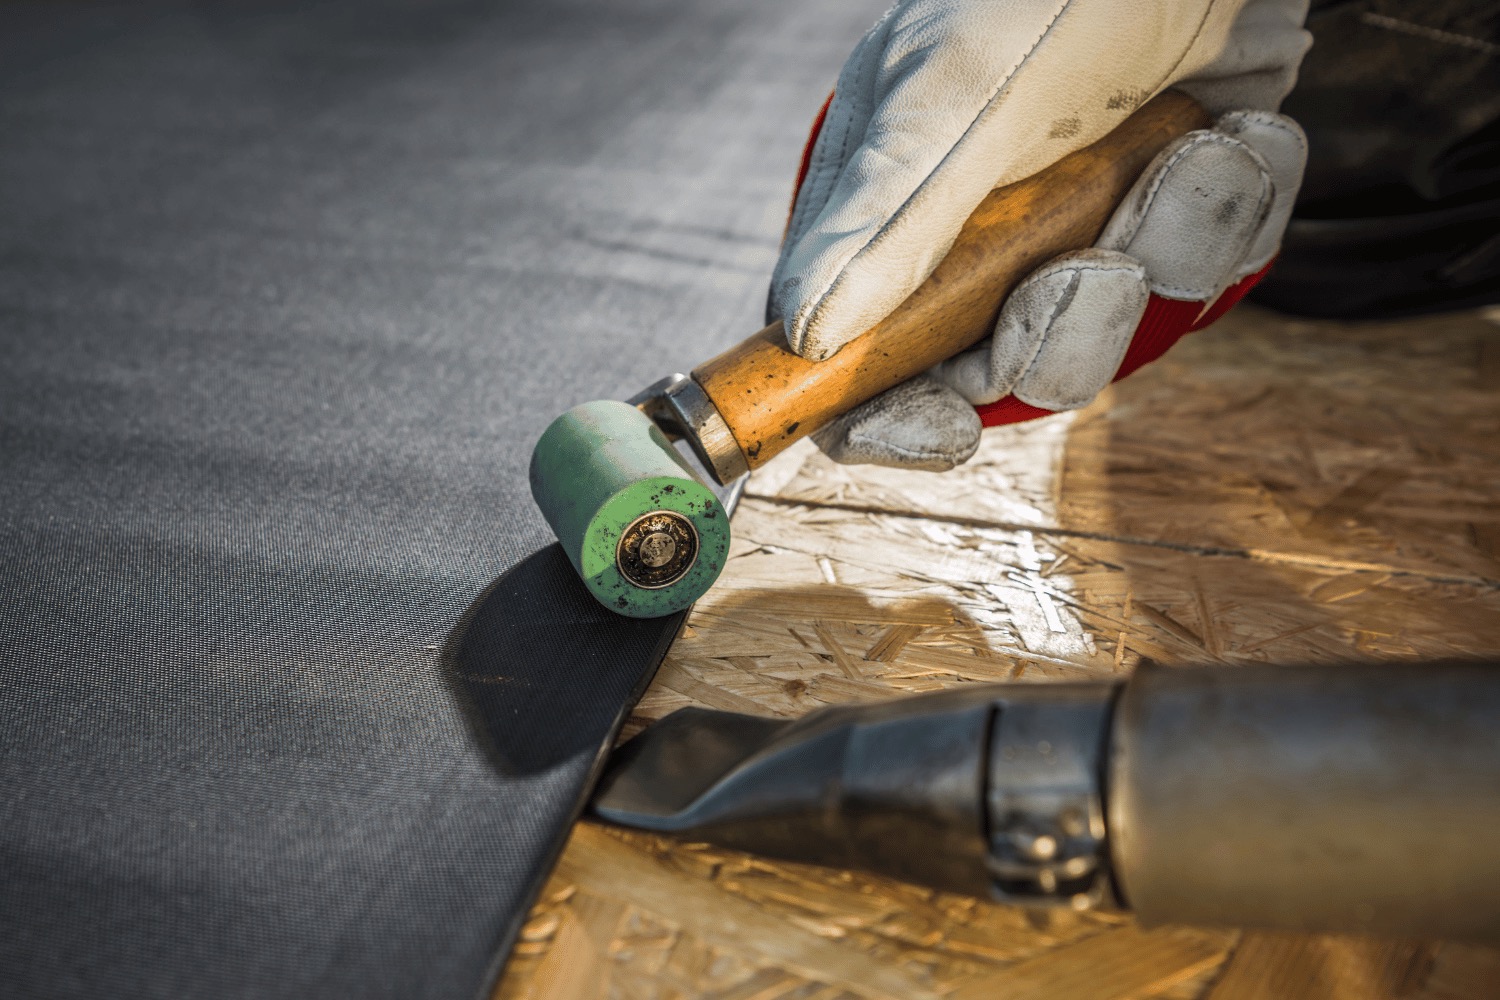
[496,305,1500,1000]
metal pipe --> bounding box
[593,657,1500,941]
[1109,659,1500,941]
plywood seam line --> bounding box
[745,494,1500,590]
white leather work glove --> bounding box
[769,0,1311,471]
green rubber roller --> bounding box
[529,399,730,618]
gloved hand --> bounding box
[769,0,1311,471]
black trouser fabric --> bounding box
[0,2,878,997]
[1253,0,1500,317]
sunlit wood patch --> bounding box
[498,306,1500,999]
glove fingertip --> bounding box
[988,249,1146,409]
[1212,110,1307,275]
[814,377,981,472]
[1097,130,1274,301]
[1011,254,1149,412]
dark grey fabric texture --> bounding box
[0,2,879,997]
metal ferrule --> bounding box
[629,373,749,485]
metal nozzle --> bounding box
[592,682,1120,903]
[595,660,1500,940]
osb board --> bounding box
[496,305,1500,1000]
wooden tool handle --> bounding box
[692,90,1209,471]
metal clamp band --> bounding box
[629,373,749,486]
[986,682,1120,908]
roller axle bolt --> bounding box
[617,511,698,590]
[639,533,677,567]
